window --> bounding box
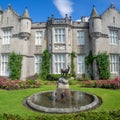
[54,54,66,74]
[77,55,85,74]
[110,30,118,45]
[0,54,9,76]
[35,55,41,74]
[35,31,42,45]
[3,30,11,45]
[54,28,65,43]
[110,55,119,73]
[77,31,85,45]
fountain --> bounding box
[25,77,101,113]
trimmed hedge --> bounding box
[2,109,120,120]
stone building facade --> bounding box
[0,4,119,80]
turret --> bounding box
[89,6,102,34]
[20,7,31,38]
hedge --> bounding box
[1,109,120,120]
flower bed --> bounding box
[83,77,120,89]
[0,77,41,90]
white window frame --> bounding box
[77,55,85,74]
[35,31,42,45]
[110,30,118,45]
[0,54,9,76]
[54,28,65,43]
[110,54,119,74]
[35,55,41,74]
[54,54,66,74]
[77,31,85,45]
[3,29,11,45]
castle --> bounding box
[0,3,120,80]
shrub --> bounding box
[0,77,41,90]
[2,109,120,120]
[83,77,120,89]
[47,74,61,81]
[77,74,91,81]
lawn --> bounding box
[0,84,120,118]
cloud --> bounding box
[53,0,73,17]
[76,17,89,22]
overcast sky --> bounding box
[0,0,120,22]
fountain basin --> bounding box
[26,90,101,113]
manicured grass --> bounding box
[0,84,120,117]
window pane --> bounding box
[54,28,65,43]
[77,31,85,45]
[35,31,42,45]
[110,30,118,45]
[110,55,119,73]
[77,55,85,74]
[54,54,66,74]
[0,54,9,76]
[3,30,11,45]
[35,55,41,73]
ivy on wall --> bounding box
[96,52,110,79]
[40,49,51,80]
[85,50,94,68]
[70,51,76,77]
[85,51,110,79]
[8,52,23,80]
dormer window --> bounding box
[3,29,11,45]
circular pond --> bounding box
[25,90,101,113]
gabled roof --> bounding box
[90,5,100,18]
[101,3,119,17]
[22,7,30,18]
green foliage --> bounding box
[40,49,51,80]
[8,52,22,80]
[47,74,61,81]
[2,110,120,120]
[77,73,91,81]
[85,50,94,67]
[70,51,76,77]
[96,52,110,79]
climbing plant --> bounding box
[85,50,94,79]
[8,52,23,80]
[40,49,51,80]
[96,52,110,79]
[70,51,76,77]
[85,50,94,68]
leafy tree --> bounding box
[8,52,22,80]
[40,49,51,80]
